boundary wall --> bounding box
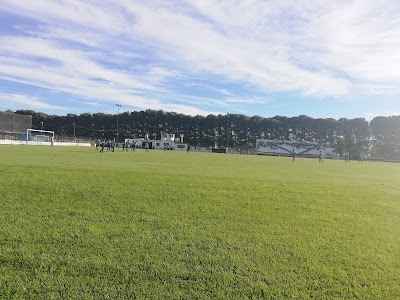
[0,139,91,147]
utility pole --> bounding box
[226,113,229,149]
[116,104,121,143]
[73,122,76,142]
[13,112,16,140]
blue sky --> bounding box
[0,0,399,120]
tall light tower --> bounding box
[226,113,229,149]
[116,104,121,143]
[73,122,76,142]
[13,111,16,140]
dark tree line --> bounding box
[11,109,400,159]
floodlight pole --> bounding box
[226,113,229,149]
[116,104,121,143]
[73,122,76,142]
[13,112,16,140]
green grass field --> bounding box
[1,145,399,299]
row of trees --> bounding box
[10,109,400,158]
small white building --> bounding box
[125,133,188,151]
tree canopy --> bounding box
[12,109,400,159]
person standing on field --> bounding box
[292,149,296,162]
[319,151,324,163]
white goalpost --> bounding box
[26,129,55,145]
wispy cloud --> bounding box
[1,0,400,117]
[0,92,66,110]
[363,111,400,121]
[226,98,269,104]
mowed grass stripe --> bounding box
[0,145,399,299]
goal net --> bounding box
[27,129,55,145]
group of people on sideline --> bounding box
[94,140,365,163]
[291,149,364,163]
[95,140,136,153]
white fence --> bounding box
[0,139,91,147]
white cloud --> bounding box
[1,0,400,116]
[0,36,158,91]
[13,25,106,48]
[226,98,269,104]
[117,1,350,95]
[0,92,65,110]
[363,111,400,121]
[2,0,126,33]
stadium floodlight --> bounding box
[116,104,121,142]
[73,122,76,142]
[13,112,16,140]
[226,112,229,148]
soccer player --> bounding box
[292,149,296,162]
[319,151,324,163]
[187,144,191,154]
[359,152,364,164]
